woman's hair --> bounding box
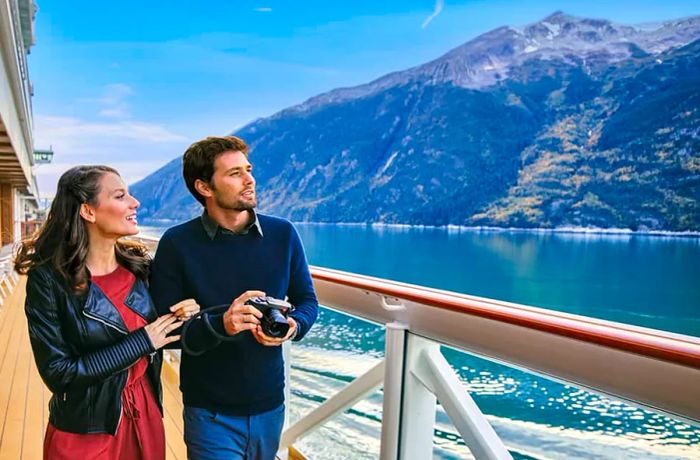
[14,165,150,293]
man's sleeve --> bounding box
[149,232,223,353]
[287,225,319,341]
[150,232,186,316]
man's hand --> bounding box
[252,317,297,346]
[223,290,266,336]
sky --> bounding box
[29,0,700,197]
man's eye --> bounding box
[116,194,125,199]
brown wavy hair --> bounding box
[14,165,150,293]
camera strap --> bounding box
[180,300,295,356]
[180,304,232,356]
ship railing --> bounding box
[132,235,700,460]
[0,244,20,308]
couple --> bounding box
[16,135,319,460]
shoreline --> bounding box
[295,222,700,238]
[139,219,700,239]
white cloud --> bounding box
[98,108,130,118]
[104,83,133,99]
[35,160,171,198]
[421,0,444,29]
[82,83,133,104]
[254,7,272,13]
[33,115,189,198]
[81,83,134,119]
[35,115,187,145]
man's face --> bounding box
[208,150,257,211]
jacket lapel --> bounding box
[83,279,157,332]
[124,280,158,322]
[82,284,128,334]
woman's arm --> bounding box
[25,268,156,393]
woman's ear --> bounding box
[194,179,213,199]
[79,203,97,223]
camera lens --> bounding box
[263,308,289,338]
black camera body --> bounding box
[245,296,293,338]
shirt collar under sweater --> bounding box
[200,209,264,239]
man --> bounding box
[150,135,318,460]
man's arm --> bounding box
[286,225,318,341]
[150,232,222,353]
[250,224,318,347]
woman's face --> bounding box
[85,172,140,237]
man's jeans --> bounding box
[183,404,285,460]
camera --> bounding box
[245,296,294,338]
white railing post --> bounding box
[379,322,407,460]
[279,339,292,460]
[398,333,439,459]
[417,346,512,460]
[283,339,292,428]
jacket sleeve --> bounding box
[287,225,319,341]
[25,268,155,394]
[149,231,223,354]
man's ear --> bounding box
[194,179,214,199]
[79,203,97,224]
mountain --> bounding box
[131,12,700,231]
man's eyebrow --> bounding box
[224,165,252,173]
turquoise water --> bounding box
[295,225,700,337]
[141,224,700,458]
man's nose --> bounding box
[244,171,255,185]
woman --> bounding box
[15,165,199,460]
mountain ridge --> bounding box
[131,12,700,231]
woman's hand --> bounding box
[144,314,183,349]
[169,298,200,321]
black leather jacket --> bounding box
[24,264,162,435]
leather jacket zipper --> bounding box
[82,311,128,335]
[116,401,124,432]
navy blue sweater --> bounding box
[149,214,318,415]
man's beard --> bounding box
[213,191,256,211]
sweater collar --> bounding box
[200,209,264,240]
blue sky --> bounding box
[30,0,700,196]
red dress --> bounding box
[44,266,165,460]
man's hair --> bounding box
[182,135,249,205]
